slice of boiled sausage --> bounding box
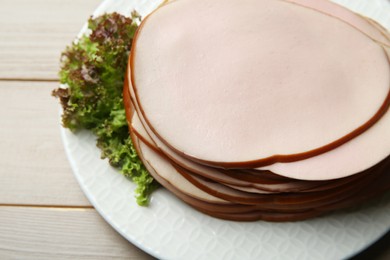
[130,0,390,168]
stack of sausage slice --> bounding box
[124,0,390,221]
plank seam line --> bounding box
[0,204,94,209]
[0,78,59,82]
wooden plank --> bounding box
[0,81,92,206]
[0,206,153,259]
[0,0,101,80]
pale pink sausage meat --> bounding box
[287,0,390,46]
[131,0,390,168]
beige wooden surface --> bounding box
[0,0,153,258]
[0,0,389,259]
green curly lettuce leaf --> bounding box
[52,12,159,206]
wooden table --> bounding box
[0,0,152,258]
[0,0,388,259]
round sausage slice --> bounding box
[130,0,390,168]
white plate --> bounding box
[61,1,390,259]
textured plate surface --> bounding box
[61,0,390,259]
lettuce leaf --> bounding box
[52,12,158,206]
